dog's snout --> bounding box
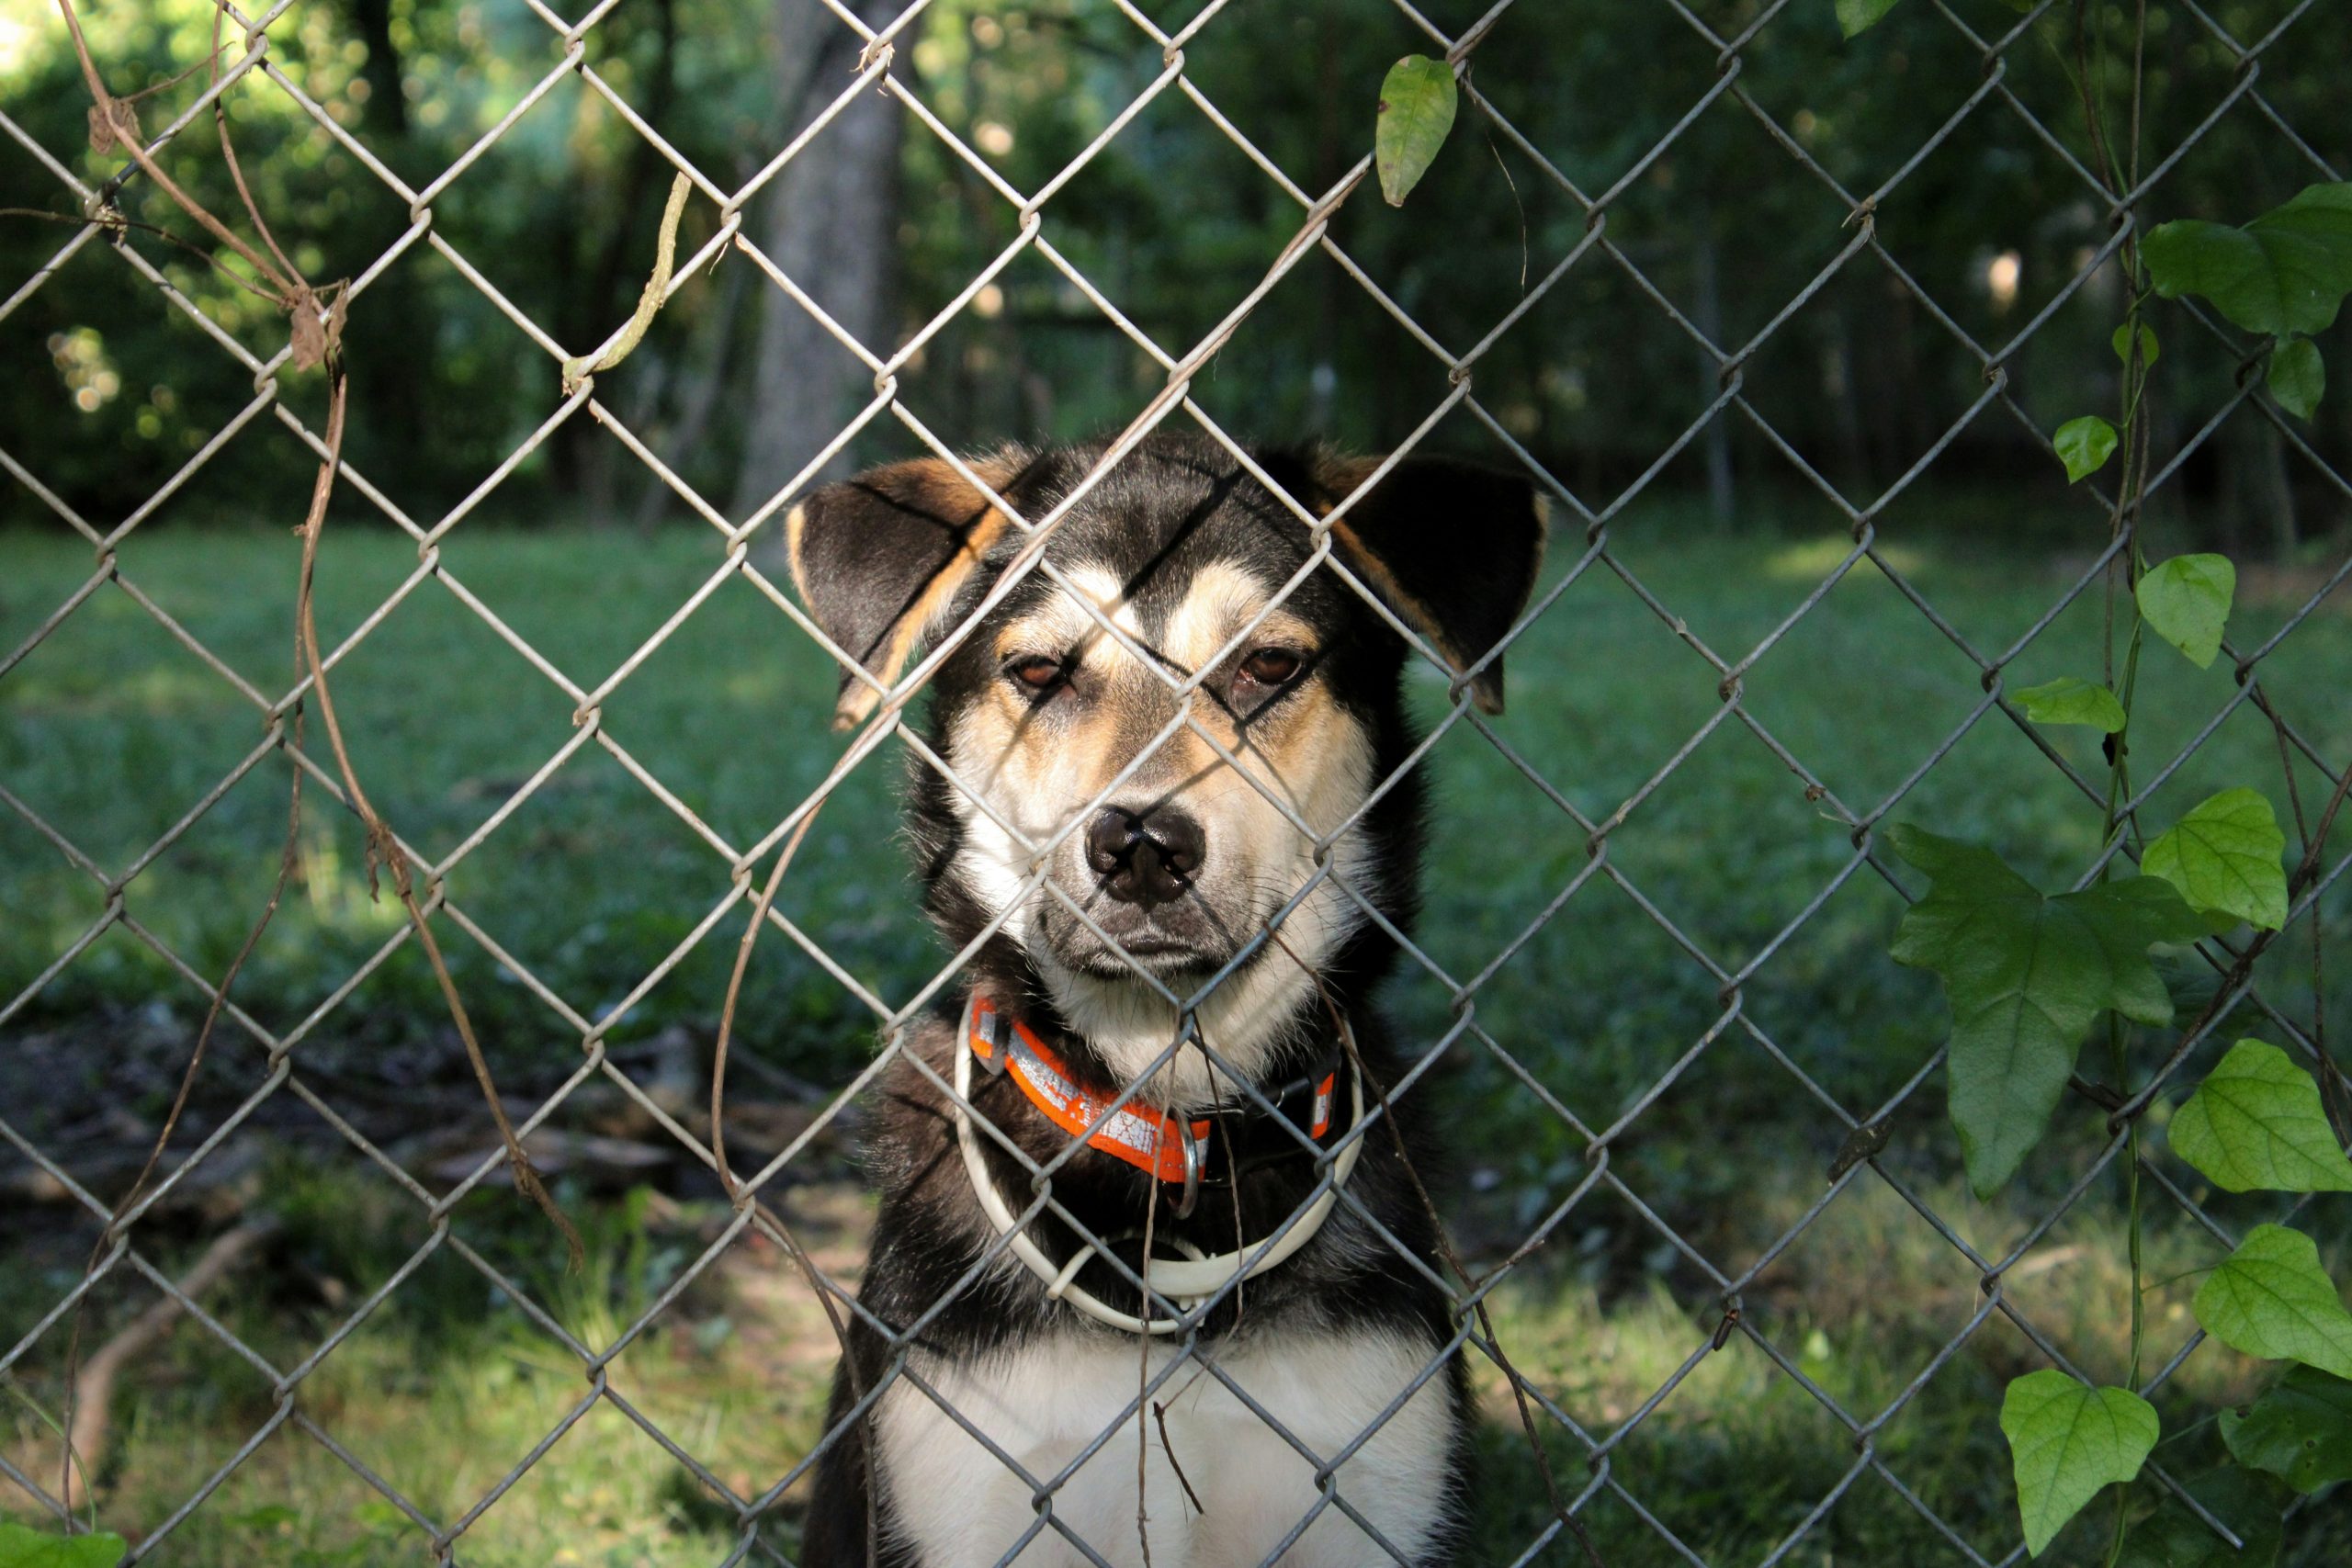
[1085,807,1204,908]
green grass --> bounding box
[5,502,2351,1562]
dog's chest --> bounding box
[874,1325,1457,1568]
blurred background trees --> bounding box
[3,0,2346,555]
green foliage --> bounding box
[1889,825,2205,1197]
[2193,1225,2352,1382]
[2268,338,2324,420]
[2169,1041,2352,1194]
[2143,789,2289,932]
[2117,1467,2287,1566]
[2143,184,2352,338]
[2015,675,2126,731]
[0,1524,129,1568]
[2221,1367,2352,1495]
[2113,321,2162,368]
[1374,56,1457,206]
[1836,0,1905,39]
[2054,415,2120,481]
[1999,1370,2158,1557]
[2136,555,2237,670]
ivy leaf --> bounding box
[1889,825,2206,1198]
[1374,57,1456,207]
[2015,675,2126,732]
[0,1524,130,1568]
[2001,1371,2159,1558]
[2135,554,2235,670]
[1837,0,1905,36]
[2170,1040,2352,1192]
[2193,1224,2352,1380]
[2221,1365,2352,1493]
[2143,789,2288,931]
[2268,337,2324,420]
[2116,1465,2287,1566]
[2112,321,2161,368]
[2143,183,2352,337]
[2055,415,2119,481]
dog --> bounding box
[784,434,1544,1568]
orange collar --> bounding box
[967,995,1214,1185]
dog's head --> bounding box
[786,435,1544,1091]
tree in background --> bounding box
[1,0,2344,552]
[735,0,904,514]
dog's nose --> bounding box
[1085,807,1204,908]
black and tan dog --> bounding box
[785,435,1544,1568]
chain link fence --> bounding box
[4,0,2349,1563]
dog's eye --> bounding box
[1005,656,1065,693]
[1238,648,1303,687]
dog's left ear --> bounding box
[1290,450,1548,714]
[786,453,1023,730]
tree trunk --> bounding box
[344,0,427,493]
[733,0,905,517]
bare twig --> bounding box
[290,362,580,1265]
[0,206,286,303]
[56,534,313,1511]
[54,0,295,299]
[53,1220,278,1513]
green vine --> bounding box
[1369,4,2352,1552]
[1842,1,2352,1559]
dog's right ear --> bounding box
[786,454,1023,730]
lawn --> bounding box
[4,498,2350,1565]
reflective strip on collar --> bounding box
[967,996,1210,1184]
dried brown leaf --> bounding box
[87,99,140,155]
[288,295,326,371]
[286,287,343,372]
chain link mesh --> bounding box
[4,0,2348,1562]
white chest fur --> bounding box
[873,1326,1457,1568]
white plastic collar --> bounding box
[950,993,1366,1336]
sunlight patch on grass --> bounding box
[1761,536,1928,581]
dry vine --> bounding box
[46,0,576,1513]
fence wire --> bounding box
[2,0,2349,1564]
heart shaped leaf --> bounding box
[2143,183,2352,337]
[2143,788,2288,931]
[2112,321,2161,368]
[2194,1224,2352,1380]
[2015,675,2126,732]
[2001,1371,2159,1557]
[2136,554,2235,670]
[2171,1040,2352,1193]
[2055,415,2119,482]
[2221,1365,2352,1493]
